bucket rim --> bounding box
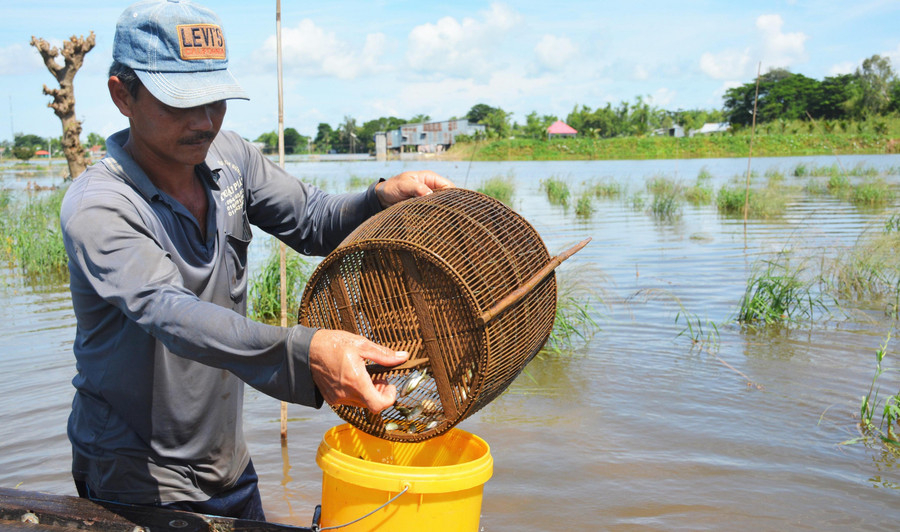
[316,424,493,494]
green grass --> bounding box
[248,244,315,324]
[737,251,831,326]
[852,178,895,207]
[716,182,788,219]
[574,194,594,218]
[684,168,715,205]
[540,274,602,357]
[850,332,900,451]
[0,186,69,280]
[477,174,516,205]
[585,178,624,199]
[347,174,369,190]
[540,176,571,206]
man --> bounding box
[60,0,452,521]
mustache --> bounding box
[177,132,216,145]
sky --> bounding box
[1,0,899,144]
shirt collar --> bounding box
[104,128,222,201]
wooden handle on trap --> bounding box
[479,237,591,326]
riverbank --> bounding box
[441,133,899,161]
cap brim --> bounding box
[135,69,249,108]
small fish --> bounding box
[385,422,400,431]
[420,398,439,415]
[425,420,439,430]
[400,369,428,397]
[394,405,412,417]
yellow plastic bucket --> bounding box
[316,423,493,531]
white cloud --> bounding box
[632,64,650,81]
[0,43,49,75]
[534,34,578,72]
[648,88,675,107]
[828,61,856,76]
[700,48,752,80]
[756,14,808,68]
[249,19,385,80]
[699,14,807,81]
[884,42,900,70]
[405,2,522,78]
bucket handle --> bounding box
[312,484,410,531]
[478,237,591,326]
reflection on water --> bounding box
[2,155,900,530]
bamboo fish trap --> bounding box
[299,188,589,442]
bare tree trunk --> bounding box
[30,32,96,180]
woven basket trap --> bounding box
[299,188,589,442]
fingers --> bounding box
[308,329,409,413]
[376,171,456,207]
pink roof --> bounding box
[547,120,577,135]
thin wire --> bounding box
[317,485,410,530]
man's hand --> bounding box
[375,170,454,208]
[309,329,409,413]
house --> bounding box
[690,122,730,136]
[375,119,486,158]
[653,124,685,137]
[547,120,577,138]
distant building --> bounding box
[547,120,577,138]
[690,122,730,136]
[653,124,685,137]
[375,119,486,158]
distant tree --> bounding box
[408,114,431,124]
[283,127,304,154]
[30,31,96,179]
[314,123,335,153]
[12,146,36,161]
[522,111,556,139]
[254,131,278,152]
[338,116,358,153]
[466,103,501,124]
[14,134,46,150]
[481,108,513,138]
[85,132,106,149]
[813,74,857,120]
[854,54,896,117]
[358,116,407,153]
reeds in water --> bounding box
[477,174,516,206]
[0,186,68,280]
[540,176,570,206]
[737,251,831,325]
[248,244,314,324]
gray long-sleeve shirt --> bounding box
[60,128,382,504]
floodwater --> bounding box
[2,153,900,530]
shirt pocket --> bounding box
[224,213,253,303]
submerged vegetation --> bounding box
[0,185,68,280]
[477,173,516,205]
[248,244,315,325]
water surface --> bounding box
[2,154,900,530]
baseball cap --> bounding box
[113,0,249,108]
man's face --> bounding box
[126,84,227,168]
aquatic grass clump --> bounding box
[0,186,69,279]
[646,175,683,219]
[346,174,369,190]
[540,176,570,206]
[248,244,314,324]
[574,194,594,218]
[827,172,852,198]
[824,228,900,304]
[737,251,831,326]
[716,184,787,218]
[585,178,623,199]
[684,172,714,205]
[793,163,810,177]
[852,178,895,207]
[477,174,516,205]
[853,332,900,450]
[540,275,601,357]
